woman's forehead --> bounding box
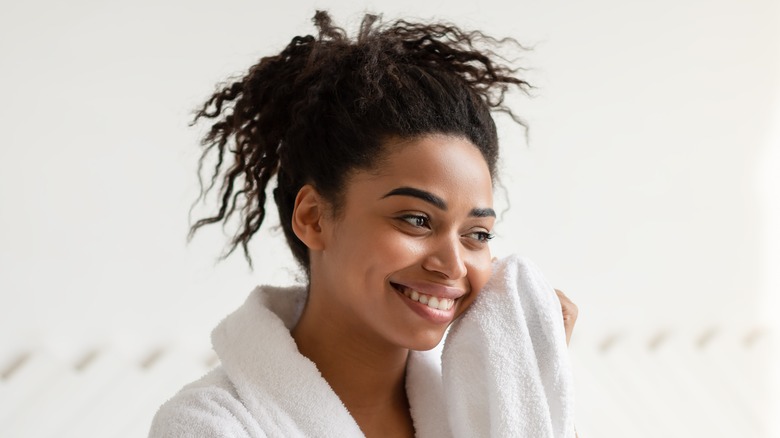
[346,134,494,206]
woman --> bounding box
[150,11,578,437]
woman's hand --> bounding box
[555,289,578,346]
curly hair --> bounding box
[189,11,530,271]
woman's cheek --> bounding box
[470,250,494,291]
[456,253,493,317]
[385,232,429,260]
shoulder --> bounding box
[148,367,265,438]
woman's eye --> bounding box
[399,214,430,228]
[466,231,495,243]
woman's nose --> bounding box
[421,233,467,280]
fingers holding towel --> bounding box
[555,289,579,346]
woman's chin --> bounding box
[403,329,447,352]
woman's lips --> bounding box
[390,282,462,324]
[389,280,467,300]
[392,283,455,310]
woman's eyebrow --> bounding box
[470,207,496,218]
[381,187,447,210]
[380,187,496,218]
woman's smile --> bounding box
[391,281,460,324]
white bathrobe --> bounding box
[148,255,575,438]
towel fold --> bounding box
[148,255,575,437]
[442,254,576,438]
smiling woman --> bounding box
[148,10,577,438]
[292,135,495,355]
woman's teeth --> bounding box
[401,287,454,311]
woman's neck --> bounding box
[291,299,410,413]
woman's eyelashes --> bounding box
[398,213,430,229]
[466,230,495,243]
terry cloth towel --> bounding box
[442,254,576,438]
[148,255,575,437]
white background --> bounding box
[1,0,778,435]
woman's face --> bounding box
[312,134,495,351]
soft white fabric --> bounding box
[148,255,575,437]
[442,254,576,438]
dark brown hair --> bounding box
[189,11,530,270]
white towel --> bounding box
[442,254,576,438]
[148,255,575,437]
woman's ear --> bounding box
[291,184,326,251]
